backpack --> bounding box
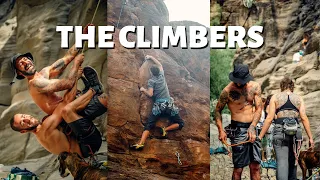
[5,167,39,180]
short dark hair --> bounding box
[150,65,160,76]
[10,116,21,132]
[280,77,294,92]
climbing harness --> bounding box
[175,151,182,165]
[81,0,102,53]
[243,0,254,8]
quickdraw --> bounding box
[175,151,182,165]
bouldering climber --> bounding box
[258,77,314,180]
[130,55,184,150]
[10,66,107,158]
[215,63,262,180]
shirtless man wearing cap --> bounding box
[10,24,106,117]
[215,64,262,180]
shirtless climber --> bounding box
[9,24,103,115]
[215,64,262,180]
[10,67,107,158]
[130,55,184,150]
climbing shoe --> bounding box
[80,76,90,94]
[83,66,104,95]
[129,144,144,151]
[159,127,168,139]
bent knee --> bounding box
[62,104,73,116]
[249,162,260,171]
[178,120,184,130]
[233,167,243,174]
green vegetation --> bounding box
[210,49,235,121]
[210,3,221,26]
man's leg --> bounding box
[232,168,243,180]
[249,162,261,180]
[162,113,184,136]
[62,88,95,123]
[274,143,289,180]
[130,113,158,150]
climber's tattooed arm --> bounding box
[32,68,78,94]
[49,45,79,78]
[251,83,262,127]
[215,89,229,132]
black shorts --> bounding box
[144,107,184,131]
[78,95,107,121]
[230,120,261,168]
[68,118,102,158]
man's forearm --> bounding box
[149,56,162,66]
[302,118,313,140]
[215,110,223,132]
[251,110,262,127]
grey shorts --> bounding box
[230,121,261,168]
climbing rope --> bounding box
[222,139,251,147]
[81,0,102,53]
[307,167,320,180]
[243,0,254,8]
[116,0,146,58]
[116,0,126,28]
[175,151,182,165]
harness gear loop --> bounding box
[175,151,182,165]
[81,0,102,53]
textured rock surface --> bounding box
[0,0,210,179]
[107,0,210,179]
[211,0,319,179]
[0,0,108,179]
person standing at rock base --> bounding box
[258,77,314,180]
[130,55,184,150]
[215,63,262,180]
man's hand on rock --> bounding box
[140,87,146,93]
[145,55,152,60]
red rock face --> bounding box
[107,0,210,179]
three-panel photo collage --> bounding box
[0,0,319,179]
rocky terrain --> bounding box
[0,0,210,179]
[211,0,319,179]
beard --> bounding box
[20,68,36,76]
[235,83,247,88]
[23,124,39,131]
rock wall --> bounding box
[106,0,210,179]
[211,0,319,179]
[0,0,210,179]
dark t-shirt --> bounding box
[147,70,170,100]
